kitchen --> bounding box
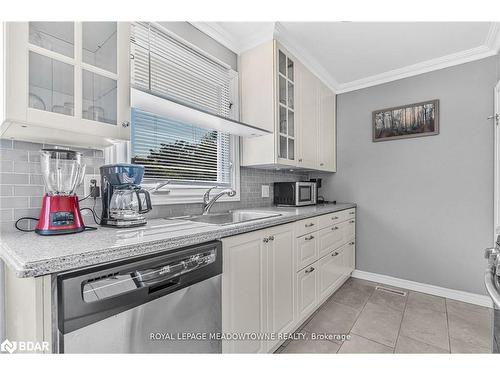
[0,3,499,370]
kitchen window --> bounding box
[129,22,240,204]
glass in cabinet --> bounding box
[277,48,295,162]
[3,22,130,147]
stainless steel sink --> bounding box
[176,210,282,226]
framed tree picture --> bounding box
[372,99,439,142]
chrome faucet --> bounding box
[202,186,236,214]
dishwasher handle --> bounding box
[58,241,222,334]
[134,249,217,287]
[484,267,500,307]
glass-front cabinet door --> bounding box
[277,47,295,164]
[3,22,130,148]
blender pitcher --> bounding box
[35,149,87,235]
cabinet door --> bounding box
[222,232,267,353]
[318,249,344,302]
[276,46,296,164]
[343,241,356,274]
[296,233,318,271]
[296,264,318,321]
[266,225,295,349]
[318,82,336,171]
[344,218,356,240]
[318,225,345,258]
[297,62,319,168]
[4,22,129,148]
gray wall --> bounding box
[319,56,499,295]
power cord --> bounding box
[14,217,38,232]
[79,197,102,225]
[15,195,102,232]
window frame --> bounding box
[129,25,241,206]
[140,133,240,205]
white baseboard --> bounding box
[352,270,493,308]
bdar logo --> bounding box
[1,339,17,354]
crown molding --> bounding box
[189,22,275,54]
[336,43,498,94]
[191,22,500,95]
[485,22,500,53]
[189,22,241,52]
[274,22,340,93]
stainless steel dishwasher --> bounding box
[56,241,222,353]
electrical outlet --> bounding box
[84,174,100,198]
[261,184,270,198]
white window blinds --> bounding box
[130,22,233,117]
[131,109,232,184]
[130,22,235,185]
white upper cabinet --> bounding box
[296,61,319,169]
[240,39,336,172]
[318,81,336,171]
[2,22,130,148]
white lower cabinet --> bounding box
[343,240,356,273]
[318,224,344,258]
[296,233,318,271]
[317,248,345,302]
[222,208,356,353]
[296,265,318,322]
[221,230,267,353]
[221,223,295,353]
[266,225,296,350]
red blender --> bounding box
[35,149,86,235]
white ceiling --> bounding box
[192,22,500,93]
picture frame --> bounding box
[372,99,439,142]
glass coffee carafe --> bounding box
[109,187,152,221]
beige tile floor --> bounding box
[277,277,493,354]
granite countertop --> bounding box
[0,203,356,278]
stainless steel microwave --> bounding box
[273,181,317,206]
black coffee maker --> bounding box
[100,164,152,227]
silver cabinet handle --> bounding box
[305,235,314,241]
[121,121,130,128]
[298,158,303,162]
[331,226,339,231]
[484,268,500,307]
[349,211,355,215]
[269,235,275,241]
[349,220,355,223]
[263,237,269,243]
[305,223,315,227]
[305,267,315,274]
[332,251,339,257]
[349,241,355,245]
[331,216,339,220]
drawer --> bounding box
[317,247,344,301]
[318,208,356,229]
[342,240,356,274]
[294,217,319,237]
[296,233,318,271]
[318,224,345,258]
[296,263,318,321]
[344,218,355,240]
